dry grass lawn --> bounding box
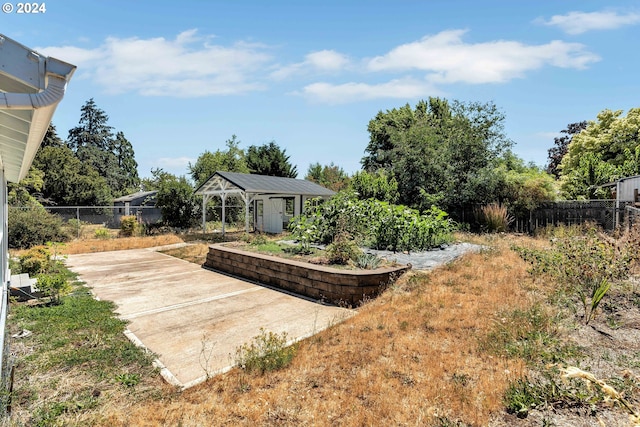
[96,236,533,426]
[59,234,184,255]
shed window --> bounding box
[284,197,295,216]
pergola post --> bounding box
[221,192,227,236]
[201,194,210,235]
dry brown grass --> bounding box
[161,244,210,264]
[59,234,184,255]
[95,236,535,426]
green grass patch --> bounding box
[8,266,161,424]
[12,289,155,376]
[481,304,582,365]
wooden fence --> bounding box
[452,200,635,234]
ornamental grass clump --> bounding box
[477,203,513,233]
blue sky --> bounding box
[3,1,640,179]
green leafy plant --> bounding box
[115,372,141,388]
[289,192,455,253]
[326,233,362,265]
[234,328,297,374]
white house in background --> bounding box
[0,34,75,396]
[195,171,335,234]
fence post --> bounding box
[76,207,80,239]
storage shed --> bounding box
[194,171,335,234]
[113,190,161,224]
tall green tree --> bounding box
[189,135,249,187]
[546,121,587,178]
[67,98,114,152]
[361,97,512,211]
[349,169,398,203]
[559,108,640,199]
[67,99,140,197]
[154,170,197,228]
[305,162,350,192]
[246,141,297,178]
[41,124,65,148]
[32,145,112,206]
[111,131,140,192]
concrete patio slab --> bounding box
[65,247,354,389]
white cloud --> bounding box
[367,30,599,85]
[271,49,350,80]
[156,156,195,169]
[537,10,640,35]
[300,78,442,104]
[37,30,272,97]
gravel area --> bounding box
[278,240,484,271]
[365,242,484,270]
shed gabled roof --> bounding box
[195,171,335,197]
[113,190,157,203]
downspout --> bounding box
[0,70,72,110]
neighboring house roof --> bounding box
[195,171,335,197]
[0,34,76,182]
[113,190,157,204]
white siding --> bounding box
[618,176,640,201]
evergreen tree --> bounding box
[66,99,140,197]
[112,131,140,192]
[67,98,114,152]
[246,141,297,178]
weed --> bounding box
[115,373,141,388]
[482,304,569,364]
[234,328,297,374]
[199,333,215,379]
[513,224,633,324]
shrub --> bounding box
[8,207,70,249]
[326,233,362,265]
[119,215,139,237]
[18,246,52,275]
[36,273,71,305]
[94,228,111,239]
[476,203,513,233]
[234,328,297,374]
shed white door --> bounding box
[265,198,283,233]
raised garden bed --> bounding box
[204,244,411,306]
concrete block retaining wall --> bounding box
[204,245,411,306]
